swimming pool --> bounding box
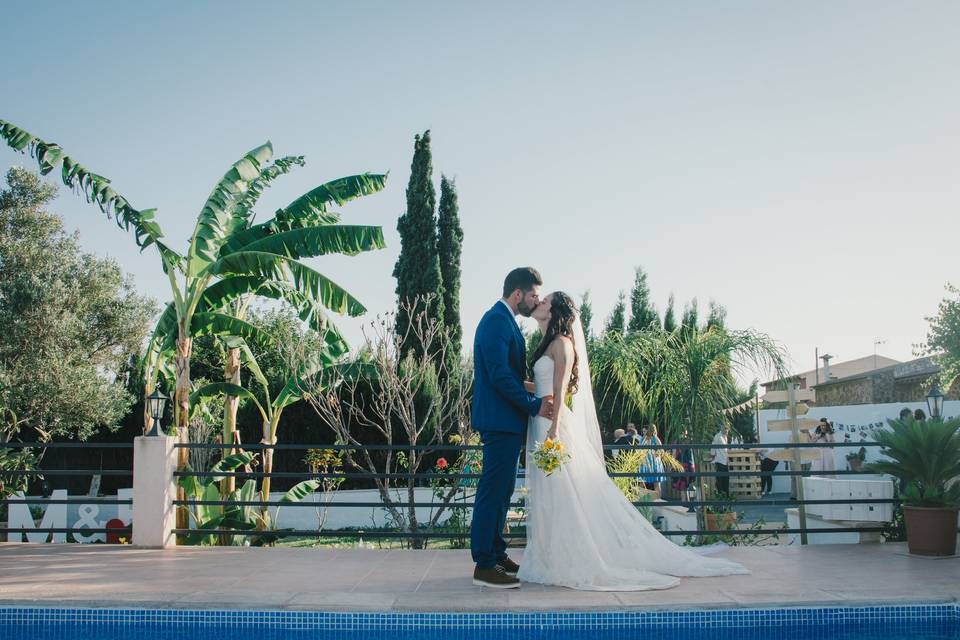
[0,604,956,640]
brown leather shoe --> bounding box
[496,556,520,576]
[473,565,520,589]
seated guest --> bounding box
[609,428,626,459]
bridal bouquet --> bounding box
[532,438,571,476]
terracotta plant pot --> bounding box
[903,505,959,556]
[705,512,737,531]
[847,459,862,472]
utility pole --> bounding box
[873,339,886,370]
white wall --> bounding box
[756,400,960,494]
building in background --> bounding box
[813,356,959,406]
[761,354,901,406]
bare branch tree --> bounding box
[306,297,472,547]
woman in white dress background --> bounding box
[517,291,749,591]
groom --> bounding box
[470,267,554,588]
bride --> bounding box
[516,291,749,591]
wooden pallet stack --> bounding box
[727,449,762,500]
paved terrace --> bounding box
[0,543,957,612]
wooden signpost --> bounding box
[788,384,808,544]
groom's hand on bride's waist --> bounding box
[538,395,554,418]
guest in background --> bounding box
[638,424,665,492]
[914,408,927,422]
[671,429,696,493]
[614,427,638,458]
[808,418,836,477]
[899,407,913,421]
[626,424,639,440]
[757,448,779,496]
[710,424,731,495]
[609,428,626,459]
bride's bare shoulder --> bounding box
[548,334,575,358]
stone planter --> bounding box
[903,505,959,556]
[705,512,737,531]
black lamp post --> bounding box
[926,382,944,420]
[685,484,698,513]
[146,387,169,437]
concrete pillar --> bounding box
[132,435,177,548]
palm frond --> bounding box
[207,249,372,316]
[220,173,387,254]
[233,155,305,223]
[187,142,273,275]
[0,119,182,269]
[229,225,386,261]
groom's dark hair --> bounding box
[503,267,542,297]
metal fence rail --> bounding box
[1,440,915,542]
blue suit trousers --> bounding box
[470,430,523,568]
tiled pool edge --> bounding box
[0,602,957,629]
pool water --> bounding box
[0,605,956,640]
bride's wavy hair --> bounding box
[530,291,580,395]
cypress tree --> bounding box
[393,130,445,361]
[604,291,627,336]
[437,175,463,370]
[706,300,727,330]
[627,266,659,333]
[681,297,699,334]
[579,290,594,340]
[663,293,677,333]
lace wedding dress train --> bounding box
[516,342,749,591]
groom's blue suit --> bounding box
[470,300,542,569]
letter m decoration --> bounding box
[7,490,68,543]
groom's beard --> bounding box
[517,300,535,317]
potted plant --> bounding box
[863,417,960,556]
[704,490,738,531]
[846,446,866,471]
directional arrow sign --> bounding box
[767,418,821,432]
[767,447,821,462]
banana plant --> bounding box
[178,449,322,545]
[1,120,387,488]
[189,335,339,527]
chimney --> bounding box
[821,353,834,381]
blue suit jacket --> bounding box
[471,301,542,434]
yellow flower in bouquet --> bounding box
[532,437,571,476]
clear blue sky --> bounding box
[3,1,959,383]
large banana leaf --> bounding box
[141,302,178,377]
[237,225,386,260]
[273,348,339,411]
[220,173,387,255]
[280,479,321,503]
[190,382,266,421]
[188,312,276,349]
[198,276,357,329]
[207,249,371,316]
[277,173,388,226]
[208,451,257,483]
[178,464,203,500]
[0,119,183,270]
[232,155,305,222]
[187,142,273,276]
[229,338,270,392]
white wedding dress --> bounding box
[517,326,749,591]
